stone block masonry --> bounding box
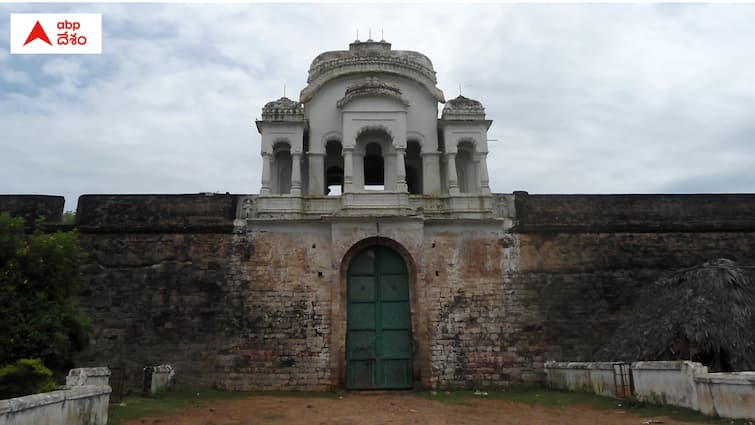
[0,195,64,228]
[3,193,755,391]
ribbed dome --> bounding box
[441,95,486,120]
[260,97,305,122]
[300,40,445,103]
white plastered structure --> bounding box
[252,39,499,219]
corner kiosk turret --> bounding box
[251,39,507,220]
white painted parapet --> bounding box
[544,361,617,397]
[0,367,111,425]
[66,367,111,387]
[694,371,755,420]
[545,360,755,421]
[146,364,175,395]
[631,361,706,409]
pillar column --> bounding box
[260,152,272,195]
[395,147,407,192]
[291,152,302,196]
[477,152,491,195]
[307,152,324,196]
[343,147,355,193]
[421,152,441,195]
[446,152,459,196]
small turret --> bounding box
[441,95,486,121]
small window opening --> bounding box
[325,140,344,195]
[363,142,384,187]
[406,140,423,194]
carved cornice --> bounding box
[336,76,409,108]
[300,40,445,104]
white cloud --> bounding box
[1,3,755,210]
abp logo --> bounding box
[10,13,102,54]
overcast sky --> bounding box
[2,3,755,211]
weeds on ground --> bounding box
[108,388,253,424]
[415,386,751,425]
[413,389,476,406]
[108,388,338,424]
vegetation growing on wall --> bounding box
[0,212,90,381]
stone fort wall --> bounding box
[4,193,755,391]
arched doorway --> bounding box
[272,142,292,195]
[346,245,412,389]
[456,141,477,193]
[405,140,423,195]
[325,139,344,195]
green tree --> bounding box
[0,358,57,399]
[0,213,90,377]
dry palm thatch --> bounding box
[601,258,755,371]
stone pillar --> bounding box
[477,152,491,195]
[343,147,355,193]
[446,152,459,196]
[260,152,272,195]
[421,152,441,195]
[291,152,302,196]
[307,152,324,196]
[395,147,407,192]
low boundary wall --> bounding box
[544,361,618,397]
[545,361,755,421]
[0,367,111,425]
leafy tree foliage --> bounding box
[0,213,90,376]
[0,358,57,399]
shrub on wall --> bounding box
[0,358,58,399]
[0,213,90,378]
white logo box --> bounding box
[10,13,102,54]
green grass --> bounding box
[108,386,752,425]
[108,388,254,424]
[414,386,752,425]
[413,390,477,406]
[108,388,339,424]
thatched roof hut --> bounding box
[601,258,755,371]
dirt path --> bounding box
[120,393,717,425]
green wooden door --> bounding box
[346,246,412,389]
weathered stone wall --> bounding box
[73,195,336,391]
[76,194,236,232]
[215,222,333,391]
[511,193,755,372]
[0,195,64,227]
[514,192,755,232]
[5,192,755,391]
[422,222,536,388]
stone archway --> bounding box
[332,237,420,390]
[345,245,411,389]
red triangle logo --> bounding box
[23,20,52,46]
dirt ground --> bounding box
[120,393,718,425]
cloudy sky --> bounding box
[2,3,755,211]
